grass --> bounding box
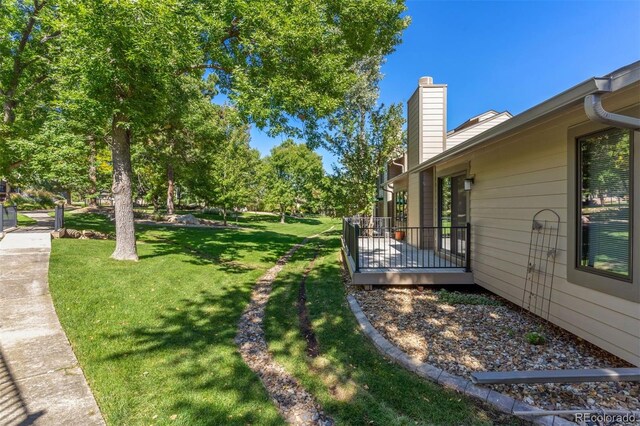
[264,233,515,425]
[191,210,325,230]
[17,213,37,226]
[49,213,337,425]
[49,212,515,425]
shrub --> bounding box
[9,190,64,210]
[525,331,546,345]
[436,289,502,306]
[201,207,222,215]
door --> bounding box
[438,174,467,256]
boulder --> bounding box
[167,214,200,225]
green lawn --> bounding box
[49,212,513,425]
[265,233,513,425]
[17,213,37,226]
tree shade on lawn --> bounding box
[48,213,338,424]
[49,212,516,425]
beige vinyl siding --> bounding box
[407,90,420,169]
[446,112,511,149]
[421,86,446,161]
[433,92,640,365]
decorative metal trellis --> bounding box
[521,209,560,320]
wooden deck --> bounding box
[357,236,465,269]
[342,236,474,286]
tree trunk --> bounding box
[166,163,175,215]
[280,205,286,224]
[3,99,16,125]
[88,135,98,207]
[222,207,227,226]
[110,114,138,261]
[5,182,12,203]
[152,195,160,214]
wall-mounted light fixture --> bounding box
[464,177,475,191]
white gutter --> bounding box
[584,93,640,129]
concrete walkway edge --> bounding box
[0,232,105,425]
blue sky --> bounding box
[250,0,640,170]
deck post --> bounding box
[465,222,471,272]
[354,224,360,272]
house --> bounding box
[342,61,640,366]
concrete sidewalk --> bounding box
[0,232,104,425]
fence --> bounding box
[342,217,470,272]
[0,206,18,232]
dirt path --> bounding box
[235,232,334,426]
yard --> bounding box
[16,213,36,226]
[48,212,512,425]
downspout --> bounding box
[584,92,640,130]
[391,159,405,173]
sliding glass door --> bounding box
[438,174,467,256]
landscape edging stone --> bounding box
[346,294,577,426]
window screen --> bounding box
[578,128,632,279]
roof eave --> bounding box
[411,69,638,174]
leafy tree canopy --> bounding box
[263,139,324,223]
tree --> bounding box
[321,57,405,217]
[59,0,407,260]
[1,0,62,181]
[179,103,261,224]
[12,114,112,202]
[59,2,210,260]
[203,118,260,225]
[263,140,324,223]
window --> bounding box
[578,128,632,280]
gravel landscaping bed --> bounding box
[352,287,639,413]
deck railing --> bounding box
[344,216,391,234]
[342,217,471,272]
[0,206,17,232]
